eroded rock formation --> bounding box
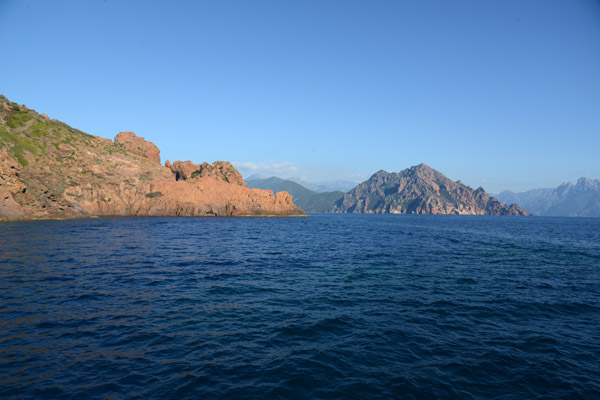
[166,160,244,185]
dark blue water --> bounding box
[1,215,599,399]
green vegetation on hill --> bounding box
[0,96,99,168]
[245,177,344,212]
[0,94,163,217]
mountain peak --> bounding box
[576,177,599,191]
[332,164,529,215]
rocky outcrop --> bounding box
[166,160,244,185]
[114,131,161,164]
[166,160,196,181]
[0,95,304,221]
[332,164,530,215]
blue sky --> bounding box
[1,0,599,192]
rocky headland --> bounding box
[0,95,303,221]
[331,164,530,215]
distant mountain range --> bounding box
[245,174,357,193]
[246,177,344,212]
[495,178,600,217]
[287,177,357,193]
[247,164,530,215]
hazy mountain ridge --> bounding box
[496,178,600,217]
[287,177,357,193]
[245,177,344,212]
[332,164,529,215]
[245,173,356,193]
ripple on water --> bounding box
[0,215,599,399]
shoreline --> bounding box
[0,213,310,223]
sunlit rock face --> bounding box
[332,163,530,215]
[0,95,304,221]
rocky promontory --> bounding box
[332,164,530,215]
[0,95,304,221]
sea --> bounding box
[1,214,599,399]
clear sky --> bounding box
[1,0,599,193]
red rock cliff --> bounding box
[0,95,304,221]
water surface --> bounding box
[1,215,599,399]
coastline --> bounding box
[0,213,309,223]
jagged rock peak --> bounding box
[576,177,599,190]
[414,162,432,170]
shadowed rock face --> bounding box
[0,95,304,221]
[332,164,530,215]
